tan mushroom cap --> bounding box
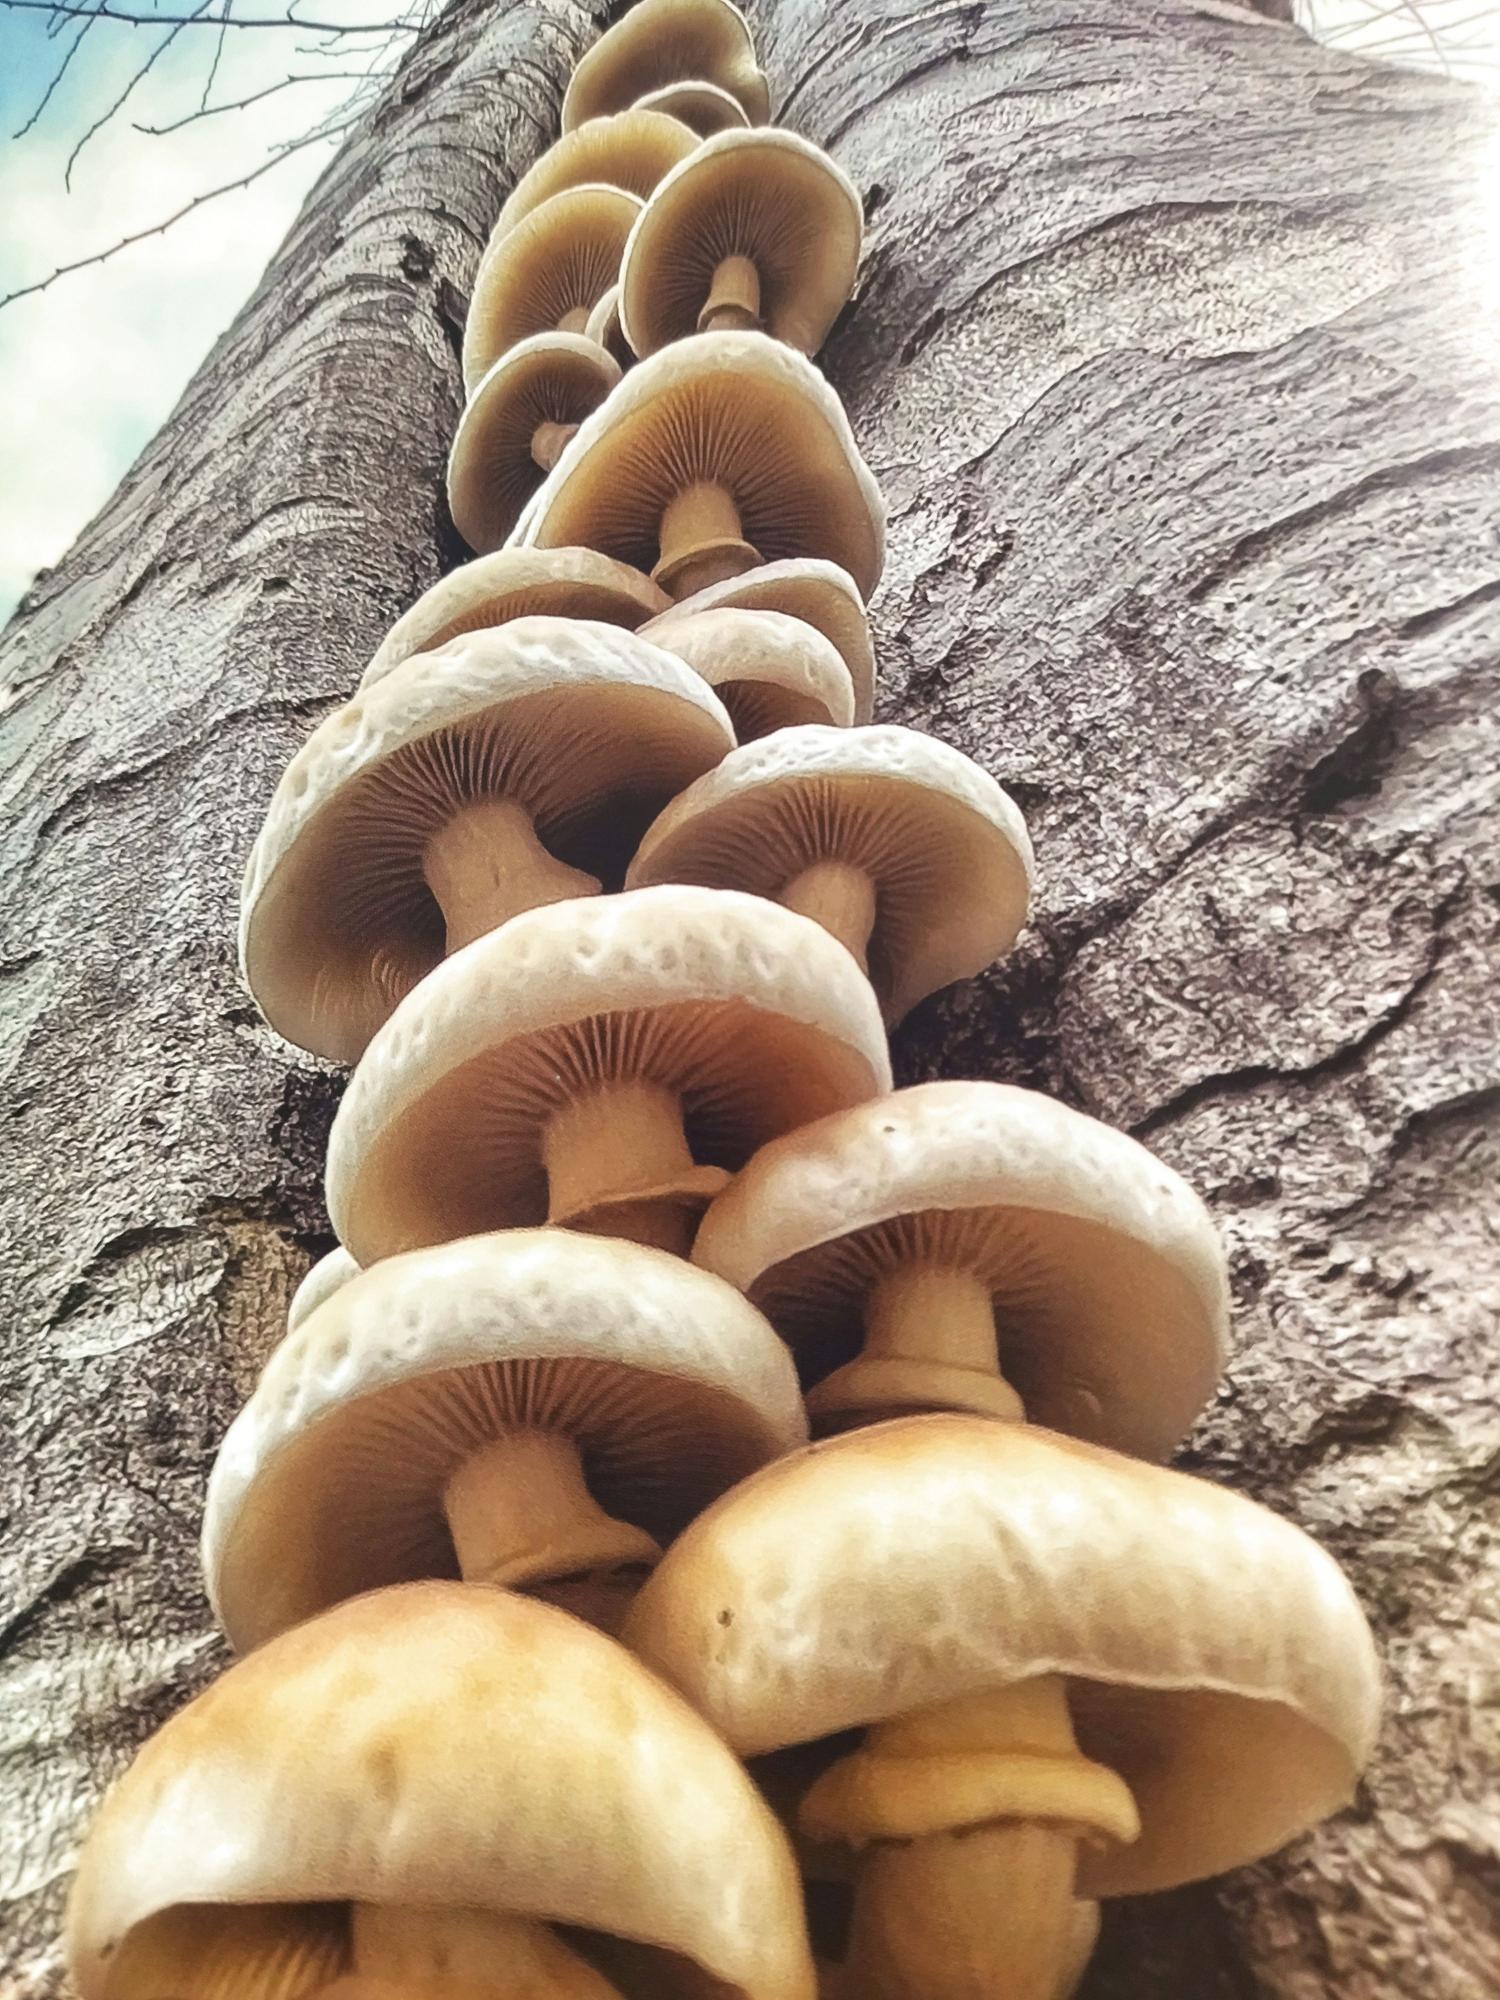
[646,556,875,722]
[285,1244,359,1333]
[68,1582,816,2000]
[448,333,620,554]
[493,109,700,238]
[625,1413,1382,1896]
[361,547,666,690]
[523,331,885,601]
[326,885,893,1265]
[645,606,856,741]
[240,619,734,1064]
[563,0,770,133]
[205,1230,806,1652]
[693,1081,1229,1458]
[627,726,1033,1023]
[620,130,862,358]
[463,185,642,390]
[634,77,750,135]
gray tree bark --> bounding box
[1,1,1496,1994]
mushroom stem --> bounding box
[556,304,591,335]
[530,419,579,471]
[345,1902,624,1997]
[653,482,762,599]
[443,1429,661,1631]
[698,253,763,333]
[799,1677,1139,2000]
[806,1263,1026,1430]
[779,860,877,968]
[422,800,599,955]
[543,1078,705,1256]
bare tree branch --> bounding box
[2,0,409,31]
[133,69,367,133]
[12,5,99,138]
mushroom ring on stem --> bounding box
[693,1080,1229,1454]
[326,884,892,1263]
[633,76,749,136]
[563,0,769,132]
[620,129,862,357]
[522,331,885,602]
[205,1229,806,1646]
[643,606,858,741]
[492,108,699,238]
[285,1244,359,1334]
[67,1583,817,2000]
[628,725,1033,1022]
[240,618,734,1063]
[625,1414,1382,2000]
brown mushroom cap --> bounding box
[325,884,893,1264]
[448,332,620,554]
[522,331,885,599]
[563,0,770,133]
[361,547,667,691]
[625,1413,1382,1896]
[627,726,1033,1022]
[205,1229,806,1652]
[463,185,642,391]
[285,1245,359,1333]
[634,77,750,135]
[620,130,862,358]
[67,1582,816,2000]
[692,1081,1229,1459]
[644,606,856,740]
[492,109,700,238]
[240,619,734,1063]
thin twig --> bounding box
[13,5,97,137]
[134,69,368,132]
[1,0,406,31]
[63,0,213,188]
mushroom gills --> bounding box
[334,1903,625,1997]
[422,799,599,955]
[654,482,762,598]
[698,253,763,333]
[543,1075,728,1257]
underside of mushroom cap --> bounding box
[493,109,700,238]
[325,884,892,1264]
[620,129,862,358]
[205,1230,806,1651]
[463,185,643,390]
[361,547,667,690]
[241,619,734,1063]
[634,77,749,135]
[693,1081,1229,1460]
[625,1414,1381,1897]
[522,332,886,599]
[67,1582,816,2000]
[627,725,1033,1021]
[643,606,856,740]
[449,333,621,554]
[563,0,770,132]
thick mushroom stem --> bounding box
[779,860,877,968]
[443,1429,662,1632]
[698,253,763,333]
[531,420,580,471]
[340,1902,625,1997]
[806,1263,1026,1430]
[653,482,762,599]
[799,1677,1139,2000]
[422,800,599,955]
[543,1078,707,1257]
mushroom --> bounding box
[522,331,885,601]
[626,1413,1381,2000]
[491,109,699,238]
[634,77,750,136]
[325,884,892,1262]
[360,547,667,690]
[448,333,620,554]
[627,725,1033,1021]
[68,1581,817,2000]
[693,1080,1228,1452]
[285,1244,358,1333]
[585,281,634,367]
[206,1229,807,1643]
[240,618,734,1064]
[463,185,642,391]
[562,0,770,134]
[644,606,856,741]
[619,130,861,357]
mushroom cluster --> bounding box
[66,5,1380,1998]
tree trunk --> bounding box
[1,1,1495,1993]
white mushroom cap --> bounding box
[563,0,770,133]
[492,109,699,238]
[285,1245,359,1333]
[625,1414,1382,1895]
[693,1081,1230,1460]
[67,1582,816,1999]
[620,129,862,358]
[643,606,856,740]
[584,280,634,367]
[627,725,1033,1022]
[634,77,750,135]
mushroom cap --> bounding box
[644,606,856,741]
[240,618,735,1064]
[205,1229,807,1652]
[67,1581,816,2000]
[620,130,862,359]
[448,332,620,554]
[627,726,1033,1022]
[326,885,893,1265]
[563,0,770,132]
[522,331,886,600]
[463,184,643,391]
[493,109,700,238]
[693,1081,1229,1460]
[646,557,874,722]
[585,281,635,367]
[634,77,750,135]
[360,547,667,691]
[625,1414,1382,1897]
[285,1245,359,1334]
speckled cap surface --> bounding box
[491,109,699,238]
